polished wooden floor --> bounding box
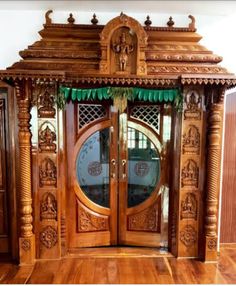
[0,245,236,284]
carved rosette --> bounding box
[40,226,58,249]
[180,225,197,247]
[21,239,31,251]
[181,159,199,188]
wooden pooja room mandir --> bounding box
[0,11,235,265]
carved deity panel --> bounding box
[38,88,56,118]
[111,27,137,75]
[128,204,160,232]
[182,125,200,154]
[39,157,57,187]
[181,159,199,188]
[184,91,201,120]
[39,123,57,153]
[77,201,109,232]
[40,192,57,220]
[181,193,197,220]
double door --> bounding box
[66,98,171,249]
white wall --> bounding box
[0,1,236,74]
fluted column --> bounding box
[16,81,35,264]
[204,89,224,261]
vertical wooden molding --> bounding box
[16,80,35,264]
[204,88,224,262]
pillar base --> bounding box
[19,235,35,265]
[204,236,218,262]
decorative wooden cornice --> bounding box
[181,75,236,86]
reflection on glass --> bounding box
[128,127,161,207]
[76,128,110,207]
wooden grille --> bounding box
[130,105,160,133]
[78,104,106,129]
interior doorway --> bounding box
[66,98,172,250]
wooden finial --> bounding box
[144,15,152,27]
[45,10,53,25]
[91,13,98,25]
[67,13,75,24]
[188,15,196,30]
[167,16,175,27]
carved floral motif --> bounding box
[40,192,57,220]
[184,91,201,120]
[39,157,57,187]
[77,202,109,232]
[183,125,200,154]
[181,193,197,220]
[128,204,159,232]
[207,238,217,250]
[180,225,197,247]
[39,124,57,153]
[21,239,31,251]
[40,226,58,249]
[88,161,102,176]
[181,159,199,188]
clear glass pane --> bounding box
[128,127,161,207]
[76,128,110,208]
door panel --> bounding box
[67,102,118,248]
[66,99,170,249]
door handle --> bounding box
[122,159,126,179]
[111,159,116,179]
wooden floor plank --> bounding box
[0,245,236,284]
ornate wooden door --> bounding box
[66,99,171,249]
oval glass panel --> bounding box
[128,127,161,207]
[76,128,110,208]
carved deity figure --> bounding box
[39,158,57,187]
[181,193,197,219]
[184,92,201,120]
[181,159,199,188]
[112,32,134,72]
[40,192,57,220]
[39,125,56,152]
[183,125,200,154]
[38,89,56,118]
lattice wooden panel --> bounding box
[78,104,106,129]
[130,105,160,133]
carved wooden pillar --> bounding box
[204,88,224,261]
[16,80,35,264]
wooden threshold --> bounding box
[67,246,173,258]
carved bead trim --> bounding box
[148,65,228,74]
[181,159,199,188]
[182,125,200,155]
[21,239,31,251]
[181,193,197,220]
[180,225,197,247]
[40,226,58,249]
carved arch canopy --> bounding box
[99,13,148,76]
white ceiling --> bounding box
[1,1,236,17]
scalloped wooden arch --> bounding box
[99,13,148,76]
